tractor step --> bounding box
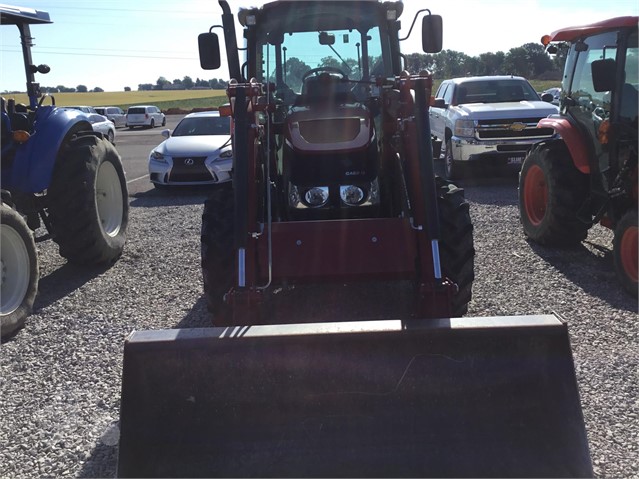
[117,314,592,478]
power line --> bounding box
[0,48,197,60]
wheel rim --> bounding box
[1,224,30,316]
[620,224,638,283]
[96,161,124,237]
[523,164,548,226]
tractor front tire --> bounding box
[48,132,128,265]
[518,142,589,246]
[613,210,638,297]
[201,185,234,325]
[437,177,475,316]
[1,203,38,339]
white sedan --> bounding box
[148,110,232,189]
[63,106,116,144]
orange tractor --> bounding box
[520,16,638,296]
[117,2,593,476]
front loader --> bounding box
[117,2,592,476]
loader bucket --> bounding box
[117,314,592,478]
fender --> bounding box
[538,115,591,174]
[9,106,92,193]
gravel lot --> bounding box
[1,174,637,478]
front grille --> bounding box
[169,156,210,182]
[476,118,554,140]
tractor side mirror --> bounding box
[422,14,442,53]
[591,58,616,92]
[198,32,221,70]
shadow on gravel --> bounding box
[129,184,222,208]
[33,262,112,314]
[78,442,118,479]
[175,295,211,329]
[527,240,637,312]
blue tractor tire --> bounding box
[47,131,129,265]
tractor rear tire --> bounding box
[1,203,38,339]
[48,132,128,265]
[437,177,475,316]
[518,142,589,246]
[613,210,638,297]
[201,185,234,325]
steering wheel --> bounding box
[38,93,55,107]
[302,66,348,82]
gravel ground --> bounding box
[1,175,637,478]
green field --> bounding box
[4,89,229,111]
[4,79,561,112]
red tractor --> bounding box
[116,2,592,476]
[520,17,638,296]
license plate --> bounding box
[507,156,524,165]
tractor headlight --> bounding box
[304,186,329,208]
[340,185,365,206]
[454,119,475,138]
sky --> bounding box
[1,0,638,93]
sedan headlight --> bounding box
[454,119,475,138]
[219,149,233,158]
[151,150,167,163]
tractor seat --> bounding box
[297,73,355,106]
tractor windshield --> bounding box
[250,1,392,103]
[260,27,384,93]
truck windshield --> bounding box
[455,79,540,104]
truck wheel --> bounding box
[1,203,38,339]
[437,177,475,316]
[613,210,638,297]
[48,132,129,265]
[444,139,464,180]
[518,142,589,246]
[201,185,234,324]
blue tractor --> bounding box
[1,5,129,339]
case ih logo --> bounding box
[509,122,527,132]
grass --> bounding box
[4,79,561,112]
[3,89,228,111]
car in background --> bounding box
[63,106,116,144]
[95,106,126,128]
[65,105,98,114]
[429,76,559,179]
[148,110,232,189]
[541,87,561,106]
[126,105,166,129]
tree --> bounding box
[92,87,104,93]
[155,76,169,90]
[138,83,154,91]
[182,76,194,90]
[124,86,131,92]
[284,57,311,91]
[76,84,88,93]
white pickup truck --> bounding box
[429,75,559,179]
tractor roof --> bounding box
[238,0,403,31]
[0,4,51,25]
[544,16,637,43]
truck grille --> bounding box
[169,157,209,182]
[476,118,555,140]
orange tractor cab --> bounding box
[520,17,638,296]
